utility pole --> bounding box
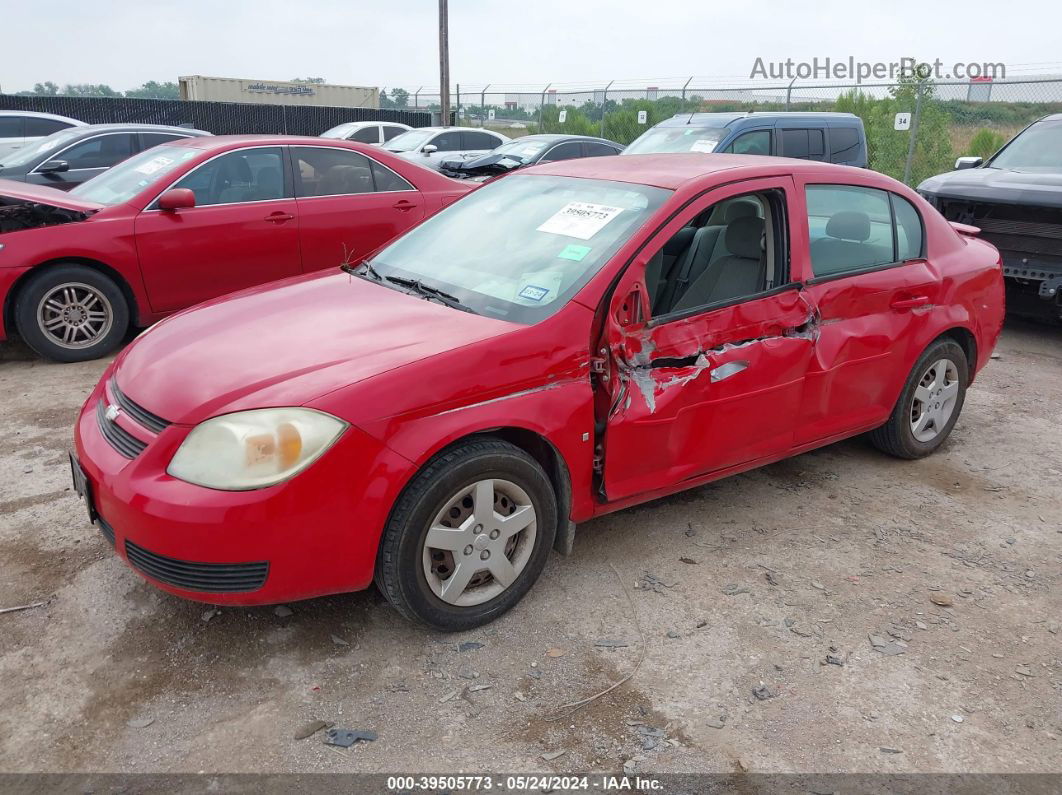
[438,0,451,125]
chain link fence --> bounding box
[397,77,1062,185]
[0,94,434,136]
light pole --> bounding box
[438,0,450,125]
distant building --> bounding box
[179,76,379,108]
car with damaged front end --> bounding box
[72,154,1005,631]
[918,114,1062,322]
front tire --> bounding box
[14,264,129,363]
[376,439,558,631]
[869,338,968,459]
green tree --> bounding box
[125,81,179,99]
[389,88,410,108]
[61,83,121,97]
[967,128,1007,160]
[33,81,60,95]
[379,89,393,108]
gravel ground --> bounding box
[0,320,1060,776]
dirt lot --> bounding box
[0,320,1060,777]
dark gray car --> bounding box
[0,123,211,190]
[440,134,624,180]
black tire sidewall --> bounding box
[14,265,129,362]
[385,444,557,631]
[894,340,968,456]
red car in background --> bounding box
[73,155,1004,631]
[0,136,471,361]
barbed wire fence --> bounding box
[391,76,1062,185]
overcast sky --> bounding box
[3,0,1060,93]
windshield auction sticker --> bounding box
[537,202,624,240]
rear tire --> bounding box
[869,338,968,459]
[14,264,129,363]
[375,439,557,632]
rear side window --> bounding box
[140,132,187,151]
[382,126,407,141]
[350,126,380,144]
[829,127,861,162]
[293,146,375,196]
[584,142,621,157]
[25,118,72,137]
[462,131,499,150]
[781,129,825,160]
[806,185,923,278]
[541,142,583,162]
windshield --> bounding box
[623,125,725,155]
[368,174,671,324]
[0,127,85,167]
[988,121,1062,171]
[71,145,200,206]
[385,129,436,152]
[320,123,357,139]
[489,139,550,163]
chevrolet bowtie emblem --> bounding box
[105,404,121,422]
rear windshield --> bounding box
[71,145,200,206]
[623,125,725,155]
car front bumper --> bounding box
[73,373,413,605]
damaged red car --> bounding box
[72,154,1004,630]
[0,136,470,361]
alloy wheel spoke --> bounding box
[496,504,534,538]
[914,384,932,405]
[940,381,959,404]
[425,524,468,552]
[488,556,518,588]
[439,559,478,601]
[913,411,932,435]
[472,479,495,521]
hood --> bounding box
[442,152,525,178]
[0,179,105,213]
[918,167,1062,209]
[114,270,516,425]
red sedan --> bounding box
[0,136,471,361]
[72,154,1004,631]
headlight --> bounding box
[167,408,347,490]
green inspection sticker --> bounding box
[558,244,592,261]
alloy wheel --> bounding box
[36,282,113,350]
[421,478,537,607]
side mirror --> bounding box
[158,188,196,211]
[422,144,438,155]
[955,156,983,170]
[38,160,69,174]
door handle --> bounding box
[711,360,749,382]
[392,200,416,211]
[264,212,294,223]
[891,295,930,310]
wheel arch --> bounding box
[392,425,576,557]
[3,257,142,338]
[936,326,977,376]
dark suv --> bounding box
[623,112,867,167]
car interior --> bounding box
[644,192,784,316]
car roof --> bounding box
[514,134,622,145]
[161,134,417,151]
[657,111,859,127]
[331,120,411,128]
[66,123,211,136]
[0,110,86,125]
[526,152,876,190]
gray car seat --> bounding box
[672,216,766,312]
[808,211,890,275]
